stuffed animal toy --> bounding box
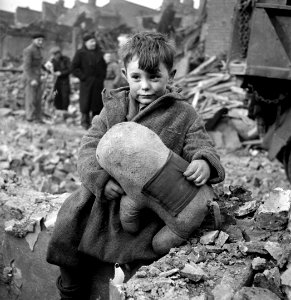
[96,122,216,255]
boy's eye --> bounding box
[131,75,140,80]
[150,74,161,80]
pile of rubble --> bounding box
[0,116,82,195]
[0,69,82,127]
[174,56,257,151]
[1,163,291,299]
[175,56,246,119]
[0,70,24,111]
[0,170,68,299]
[119,187,291,300]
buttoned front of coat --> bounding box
[22,43,43,84]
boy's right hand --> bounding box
[104,179,125,200]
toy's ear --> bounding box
[168,69,176,84]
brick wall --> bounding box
[205,0,237,57]
[15,7,41,26]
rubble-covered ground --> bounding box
[1,71,291,299]
[1,111,291,299]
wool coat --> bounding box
[71,45,107,114]
[51,55,71,110]
[47,86,225,268]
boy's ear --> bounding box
[121,68,127,80]
[168,69,176,84]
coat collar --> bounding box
[101,86,186,127]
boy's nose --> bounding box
[140,79,150,90]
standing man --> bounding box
[49,46,71,111]
[71,32,107,130]
[22,32,46,123]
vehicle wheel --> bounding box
[283,143,291,183]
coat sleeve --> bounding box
[183,110,225,184]
[71,51,86,81]
[77,109,111,197]
[23,48,35,81]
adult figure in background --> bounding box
[22,32,46,123]
[71,33,107,130]
[103,52,122,90]
[49,46,71,111]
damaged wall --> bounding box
[205,0,237,57]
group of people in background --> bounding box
[22,31,125,129]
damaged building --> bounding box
[0,0,159,65]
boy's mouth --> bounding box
[139,94,155,98]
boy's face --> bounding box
[122,56,175,105]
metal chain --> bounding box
[252,90,288,104]
[238,0,254,58]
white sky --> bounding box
[0,0,165,12]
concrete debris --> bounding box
[253,267,283,299]
[233,287,281,300]
[215,231,229,247]
[1,69,291,298]
[234,200,258,217]
[264,241,284,261]
[255,188,291,231]
[180,263,207,282]
[199,230,219,245]
[251,257,267,271]
[281,267,291,288]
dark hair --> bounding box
[119,31,175,73]
[32,32,45,39]
[82,32,96,42]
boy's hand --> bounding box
[104,179,125,200]
[183,159,211,186]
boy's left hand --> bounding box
[183,159,211,186]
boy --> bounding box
[47,32,225,299]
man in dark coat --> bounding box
[50,46,71,111]
[71,33,107,130]
[22,32,46,122]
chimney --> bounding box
[88,0,96,6]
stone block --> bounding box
[180,263,207,282]
[255,188,291,231]
[281,267,291,288]
[233,287,281,300]
[253,267,283,299]
[251,257,267,271]
[200,230,219,245]
[211,259,253,299]
[215,231,229,247]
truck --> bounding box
[227,0,291,182]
